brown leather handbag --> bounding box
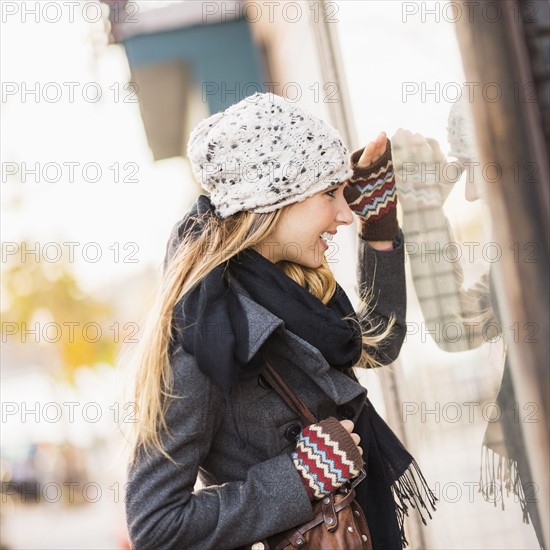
[248,363,373,550]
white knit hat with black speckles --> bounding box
[187,92,353,218]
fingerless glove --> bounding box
[291,416,364,500]
[345,138,399,242]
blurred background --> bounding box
[1,1,548,548]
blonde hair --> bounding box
[129,206,394,462]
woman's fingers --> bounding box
[339,420,362,454]
[357,131,387,168]
[340,419,354,433]
[357,142,376,167]
[351,433,363,455]
[375,131,387,150]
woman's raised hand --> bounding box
[344,131,398,244]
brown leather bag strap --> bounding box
[262,362,317,426]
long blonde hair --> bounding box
[130,205,394,461]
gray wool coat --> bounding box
[125,233,406,550]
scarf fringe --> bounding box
[479,445,530,524]
[391,458,438,548]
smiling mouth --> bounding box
[319,232,333,252]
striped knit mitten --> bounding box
[344,138,399,242]
[291,416,364,500]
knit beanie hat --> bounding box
[187,92,353,218]
[447,89,479,161]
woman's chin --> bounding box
[300,255,324,269]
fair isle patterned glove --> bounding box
[344,138,399,242]
[291,416,364,500]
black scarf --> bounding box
[169,195,436,548]
[173,246,363,392]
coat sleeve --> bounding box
[125,347,314,550]
[356,229,407,365]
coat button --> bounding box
[285,423,302,442]
[258,374,271,389]
[336,404,355,420]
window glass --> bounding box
[334,1,542,548]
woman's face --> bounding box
[256,183,354,268]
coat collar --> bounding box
[232,280,367,405]
[231,284,284,361]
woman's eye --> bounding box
[326,189,337,198]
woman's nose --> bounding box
[336,196,354,225]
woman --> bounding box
[125,93,435,549]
